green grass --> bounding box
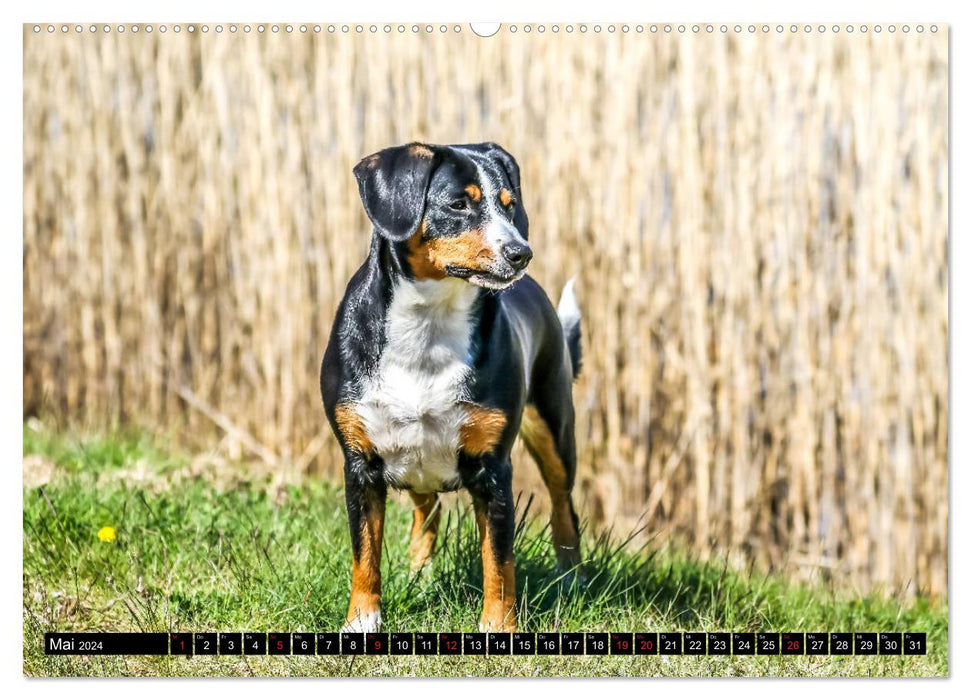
[22,424,948,677]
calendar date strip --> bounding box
[45,631,927,656]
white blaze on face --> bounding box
[480,174,526,256]
[457,150,528,264]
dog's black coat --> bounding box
[320,142,581,630]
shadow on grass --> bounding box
[379,491,946,635]
[377,492,753,631]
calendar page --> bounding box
[21,20,948,678]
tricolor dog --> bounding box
[321,142,582,633]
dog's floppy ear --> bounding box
[353,143,440,241]
[477,142,529,240]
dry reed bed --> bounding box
[23,28,948,595]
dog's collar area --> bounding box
[389,276,479,311]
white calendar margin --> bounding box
[2,0,961,697]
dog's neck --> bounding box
[391,276,479,311]
[342,234,484,375]
[368,233,482,309]
[383,274,481,372]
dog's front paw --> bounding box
[341,610,382,634]
[478,614,517,633]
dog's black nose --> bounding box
[501,242,533,271]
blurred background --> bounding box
[23,26,947,596]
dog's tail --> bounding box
[557,277,582,381]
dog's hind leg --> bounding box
[519,401,582,571]
[407,491,441,572]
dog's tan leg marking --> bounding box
[475,502,517,632]
[519,405,582,569]
[335,403,374,456]
[408,491,441,572]
[345,490,385,631]
[459,403,507,456]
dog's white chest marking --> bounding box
[357,279,478,493]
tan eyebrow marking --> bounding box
[464,184,482,202]
[408,144,434,158]
[499,188,514,207]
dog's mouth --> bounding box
[444,265,524,290]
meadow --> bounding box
[23,25,948,601]
[22,423,947,677]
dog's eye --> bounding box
[449,198,469,212]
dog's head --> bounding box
[353,142,531,290]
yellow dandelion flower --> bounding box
[98,526,116,542]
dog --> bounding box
[320,142,582,633]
